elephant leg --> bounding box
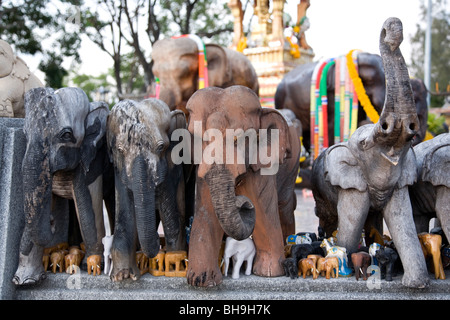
[223,257,230,276]
[436,186,450,248]
[245,251,255,276]
[110,173,140,281]
[232,256,244,279]
[87,175,106,250]
[186,178,224,287]
[383,187,429,288]
[336,189,370,253]
[242,174,285,277]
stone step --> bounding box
[14,270,450,300]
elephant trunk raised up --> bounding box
[205,164,256,241]
[131,156,160,258]
[373,18,419,153]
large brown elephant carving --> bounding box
[185,86,300,287]
[151,36,259,113]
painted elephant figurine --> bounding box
[184,85,300,287]
[223,237,256,279]
[418,233,445,280]
[13,87,115,286]
[311,18,429,288]
[409,133,450,244]
[0,39,43,118]
[351,251,371,281]
[151,36,259,112]
[107,98,188,282]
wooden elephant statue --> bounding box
[165,251,188,277]
[418,233,446,280]
[149,250,166,276]
[317,257,339,279]
[298,258,318,279]
[50,251,65,274]
[87,255,102,276]
[65,253,82,274]
[351,252,371,281]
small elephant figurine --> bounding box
[282,257,299,279]
[320,239,352,276]
[165,251,188,277]
[102,235,114,276]
[351,252,371,281]
[375,246,398,281]
[418,233,446,280]
[149,250,166,276]
[223,237,256,279]
[298,258,318,279]
[65,253,82,274]
[87,255,102,276]
[136,251,149,275]
[50,251,65,274]
[317,257,339,279]
[0,39,43,118]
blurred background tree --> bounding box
[409,0,449,109]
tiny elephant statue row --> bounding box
[136,250,188,277]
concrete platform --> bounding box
[13,269,450,300]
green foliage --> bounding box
[427,112,448,136]
[409,0,450,108]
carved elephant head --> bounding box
[151,37,258,111]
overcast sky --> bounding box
[25,0,425,84]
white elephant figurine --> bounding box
[102,235,114,276]
[0,39,43,118]
[223,237,256,279]
[320,238,352,276]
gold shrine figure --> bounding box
[228,0,314,108]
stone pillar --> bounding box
[0,118,26,299]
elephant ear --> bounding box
[205,44,232,87]
[421,135,450,188]
[11,56,31,81]
[81,101,109,173]
[397,148,418,188]
[250,108,291,174]
[324,144,367,192]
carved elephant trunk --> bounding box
[375,18,419,151]
[131,156,160,258]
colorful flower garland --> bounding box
[346,49,379,124]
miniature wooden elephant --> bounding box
[50,251,65,274]
[351,252,371,281]
[298,258,318,279]
[418,233,446,280]
[149,250,166,276]
[87,255,102,276]
[165,251,188,277]
[136,251,149,275]
[223,237,256,279]
[65,253,82,274]
[317,257,339,279]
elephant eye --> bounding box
[58,128,75,143]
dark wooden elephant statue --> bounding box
[410,133,450,243]
[13,87,115,286]
[151,35,259,113]
[184,85,300,287]
[106,98,188,282]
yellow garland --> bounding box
[286,37,300,59]
[346,49,380,124]
[237,37,247,53]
